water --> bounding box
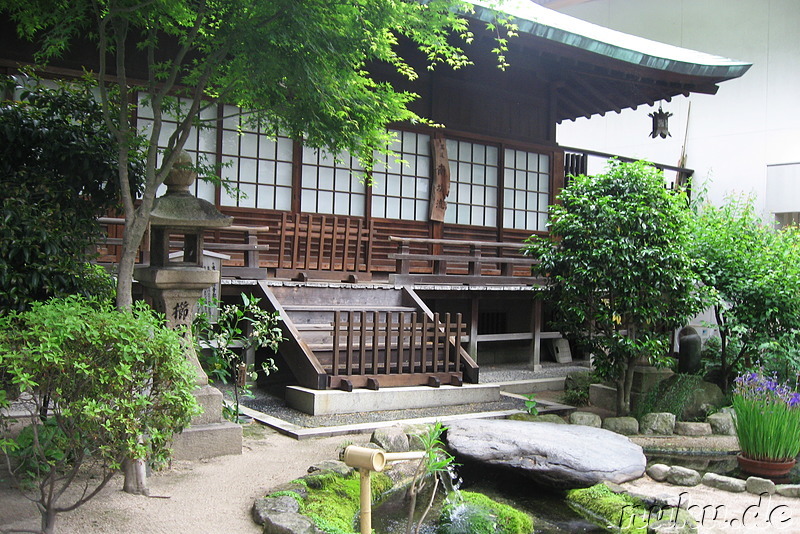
[371,462,607,534]
[457,463,607,533]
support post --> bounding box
[531,298,543,372]
[469,297,479,361]
[359,469,371,534]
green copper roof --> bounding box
[469,0,751,80]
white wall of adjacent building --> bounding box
[552,0,800,223]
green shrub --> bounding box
[633,374,703,422]
[560,371,598,406]
[0,295,199,533]
[0,75,142,313]
[439,491,533,534]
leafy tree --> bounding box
[526,160,708,415]
[1,0,515,313]
[2,0,514,493]
[0,75,138,313]
[687,196,800,390]
[0,296,199,534]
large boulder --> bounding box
[445,419,646,489]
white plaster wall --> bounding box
[553,0,800,215]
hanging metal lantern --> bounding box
[648,105,673,138]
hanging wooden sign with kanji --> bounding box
[429,137,451,222]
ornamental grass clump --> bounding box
[732,369,800,462]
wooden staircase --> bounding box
[255,281,479,391]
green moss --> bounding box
[291,470,393,534]
[439,491,534,534]
[567,484,696,533]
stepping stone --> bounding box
[674,421,712,436]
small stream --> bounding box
[372,462,607,533]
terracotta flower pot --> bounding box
[737,454,797,478]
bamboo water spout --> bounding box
[342,445,426,534]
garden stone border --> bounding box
[644,462,800,498]
[516,409,800,500]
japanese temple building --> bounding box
[1,1,751,398]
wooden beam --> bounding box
[570,76,622,114]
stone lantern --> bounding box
[134,151,241,460]
[135,151,232,385]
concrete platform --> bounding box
[286,383,501,416]
[170,421,242,461]
[495,376,566,395]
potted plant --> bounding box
[732,368,800,477]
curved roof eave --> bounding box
[469,0,752,80]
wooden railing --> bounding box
[276,213,373,281]
[562,146,694,194]
[389,236,541,285]
[95,217,270,278]
[327,310,465,391]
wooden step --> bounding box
[294,323,334,331]
[283,305,418,313]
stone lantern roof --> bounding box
[149,151,232,229]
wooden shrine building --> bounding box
[1,2,750,394]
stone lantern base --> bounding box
[135,272,243,461]
[170,385,242,461]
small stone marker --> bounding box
[776,484,800,498]
[706,412,736,435]
[568,411,602,428]
[646,463,670,482]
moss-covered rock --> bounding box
[438,491,534,534]
[287,470,392,533]
[567,483,697,533]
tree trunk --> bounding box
[615,375,627,416]
[615,359,637,416]
[116,211,152,495]
[115,211,150,310]
[41,506,57,534]
[122,458,149,496]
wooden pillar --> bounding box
[469,296,479,362]
[531,298,542,372]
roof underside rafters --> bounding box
[468,0,751,122]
